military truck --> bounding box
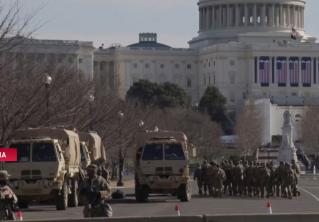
[79,132,106,162]
[5,128,81,210]
[134,130,191,202]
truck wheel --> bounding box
[179,183,191,202]
[56,181,68,210]
[18,200,29,209]
[135,185,148,202]
[68,179,79,207]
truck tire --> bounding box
[179,183,191,202]
[56,181,68,210]
[18,200,29,209]
[68,179,79,207]
[135,185,148,202]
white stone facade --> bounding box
[7,0,319,111]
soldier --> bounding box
[256,163,270,198]
[201,160,210,196]
[80,164,112,218]
[274,161,285,197]
[282,163,294,199]
[232,160,244,197]
[92,158,110,182]
[0,170,17,220]
[266,161,275,197]
[291,159,301,197]
[193,164,203,195]
[223,160,233,196]
[213,163,226,198]
[245,161,255,197]
[242,160,249,196]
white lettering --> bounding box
[0,152,6,158]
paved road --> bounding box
[22,175,319,220]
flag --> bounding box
[301,58,311,85]
[291,27,297,40]
[289,58,299,86]
[259,58,270,86]
[277,58,287,86]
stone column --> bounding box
[235,4,240,27]
[207,6,212,29]
[280,4,284,27]
[220,5,224,27]
[244,4,249,26]
[293,5,296,28]
[227,5,231,27]
[253,4,257,26]
[287,5,290,28]
[199,8,203,31]
[261,4,266,26]
[211,5,215,29]
[301,7,304,29]
[269,4,274,27]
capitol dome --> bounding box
[189,0,309,48]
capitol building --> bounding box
[10,0,319,111]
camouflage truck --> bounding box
[79,132,106,162]
[5,128,81,210]
[134,130,191,202]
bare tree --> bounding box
[235,98,262,156]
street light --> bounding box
[43,73,52,119]
[88,94,95,130]
[117,110,125,187]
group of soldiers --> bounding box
[193,159,301,199]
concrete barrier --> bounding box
[23,216,203,222]
[205,213,319,222]
[22,214,319,222]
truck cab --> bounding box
[135,130,191,202]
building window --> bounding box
[79,58,83,64]
[133,63,138,68]
[145,63,149,68]
[160,64,164,68]
[187,64,192,69]
[230,60,235,66]
[175,64,180,69]
[68,56,74,63]
[187,78,192,88]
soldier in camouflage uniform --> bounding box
[206,161,216,196]
[282,162,294,199]
[274,161,285,197]
[232,160,244,196]
[80,164,112,218]
[213,163,226,198]
[244,161,255,197]
[222,160,233,196]
[256,163,270,198]
[201,160,210,196]
[266,161,275,197]
[193,164,203,195]
[291,159,301,197]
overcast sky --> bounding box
[5,0,319,48]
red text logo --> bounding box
[0,149,17,162]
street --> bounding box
[21,175,319,220]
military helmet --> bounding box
[87,164,98,172]
[0,170,10,180]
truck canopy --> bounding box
[135,130,187,152]
[11,127,81,173]
[79,132,106,161]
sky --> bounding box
[4,0,319,48]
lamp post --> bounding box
[43,73,52,119]
[88,94,95,130]
[117,111,124,186]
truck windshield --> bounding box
[164,143,185,160]
[10,143,31,162]
[142,144,163,161]
[32,142,57,162]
